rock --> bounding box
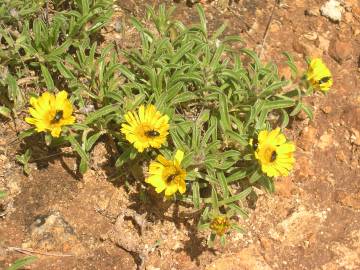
[299,126,317,151]
[317,132,333,150]
[305,8,320,17]
[23,212,84,255]
[295,155,315,179]
[321,106,332,114]
[205,245,272,270]
[269,207,326,246]
[317,35,330,53]
[107,211,143,253]
[344,12,353,23]
[320,0,343,22]
[293,37,323,58]
[336,150,347,163]
[350,128,360,146]
[327,242,360,269]
[329,40,353,63]
[275,177,296,197]
[303,32,318,41]
[335,190,360,209]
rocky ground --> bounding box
[1,0,360,269]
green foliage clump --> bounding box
[1,2,316,244]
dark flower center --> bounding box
[145,130,160,138]
[318,76,331,84]
[270,150,277,162]
[166,172,179,183]
[51,110,63,124]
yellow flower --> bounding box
[121,105,170,152]
[210,216,230,236]
[25,91,75,137]
[145,150,187,196]
[306,58,333,92]
[254,128,295,177]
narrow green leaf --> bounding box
[218,187,252,206]
[226,170,249,183]
[192,181,200,209]
[217,172,229,198]
[0,106,11,118]
[218,94,231,131]
[67,136,89,163]
[84,105,119,125]
[40,64,55,90]
[7,256,37,270]
[249,169,262,184]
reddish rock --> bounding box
[276,177,296,197]
[317,132,334,150]
[295,155,315,179]
[205,245,272,270]
[335,190,360,209]
[321,106,332,114]
[299,126,317,151]
[329,40,353,63]
[293,37,323,58]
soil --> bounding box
[1,0,360,269]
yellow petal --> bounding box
[174,150,184,165]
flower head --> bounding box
[121,105,169,152]
[25,91,75,137]
[210,216,231,236]
[254,128,295,177]
[306,58,333,92]
[145,150,186,196]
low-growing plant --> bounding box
[0,0,113,117]
[4,2,333,245]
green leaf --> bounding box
[170,92,198,105]
[249,169,262,184]
[259,176,275,193]
[0,190,7,199]
[217,172,229,198]
[225,130,248,146]
[196,4,207,35]
[40,64,55,90]
[0,106,11,118]
[218,187,252,206]
[192,181,200,209]
[7,256,37,270]
[218,94,231,131]
[301,103,313,120]
[226,170,249,183]
[18,128,36,140]
[263,99,295,110]
[67,135,89,167]
[84,105,119,125]
[85,132,104,152]
[211,187,219,210]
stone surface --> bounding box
[269,207,326,246]
[22,212,84,255]
[335,190,360,209]
[317,132,334,150]
[205,245,272,270]
[329,40,353,63]
[320,0,343,22]
[299,126,317,151]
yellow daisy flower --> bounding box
[121,105,170,152]
[254,128,295,177]
[145,150,187,196]
[25,91,75,138]
[210,216,231,236]
[306,58,333,92]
